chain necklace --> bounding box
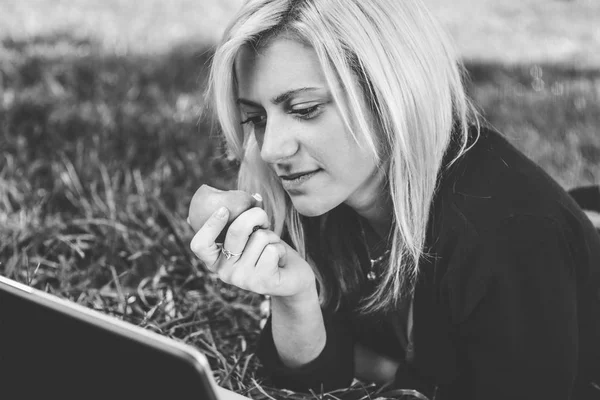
[359,219,391,281]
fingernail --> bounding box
[252,193,263,202]
[215,206,228,218]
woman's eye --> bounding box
[292,104,322,119]
[240,114,266,127]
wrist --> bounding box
[271,284,320,314]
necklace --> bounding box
[359,219,391,281]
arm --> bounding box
[457,217,578,400]
[189,201,353,391]
[261,296,402,390]
[270,287,326,368]
[256,303,355,392]
[354,343,400,384]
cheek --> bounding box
[322,136,374,176]
[341,152,376,183]
[308,125,355,164]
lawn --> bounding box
[0,1,598,399]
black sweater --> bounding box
[256,127,600,400]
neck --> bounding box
[346,168,393,241]
[357,201,393,241]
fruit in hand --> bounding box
[188,184,262,242]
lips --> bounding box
[279,169,320,180]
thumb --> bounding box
[251,192,263,209]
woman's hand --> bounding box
[189,189,325,370]
[189,202,316,301]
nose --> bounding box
[258,116,299,165]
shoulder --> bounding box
[430,125,598,246]
[426,125,600,322]
[438,126,578,226]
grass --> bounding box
[0,2,598,399]
[466,61,600,188]
[425,0,600,67]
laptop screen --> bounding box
[1,277,219,400]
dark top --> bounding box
[256,126,600,400]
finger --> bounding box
[215,207,270,278]
[190,206,229,270]
[229,242,286,294]
[222,207,270,256]
[257,242,287,269]
[239,229,281,265]
[251,242,287,294]
[218,228,279,286]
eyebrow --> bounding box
[237,87,321,108]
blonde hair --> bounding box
[206,0,480,314]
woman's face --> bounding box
[235,37,386,217]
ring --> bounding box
[221,246,242,260]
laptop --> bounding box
[0,275,250,400]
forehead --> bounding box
[234,37,328,100]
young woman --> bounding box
[190,0,600,398]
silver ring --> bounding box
[221,246,242,260]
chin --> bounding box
[288,194,339,218]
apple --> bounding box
[187,184,263,242]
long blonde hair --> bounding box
[206,0,480,314]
